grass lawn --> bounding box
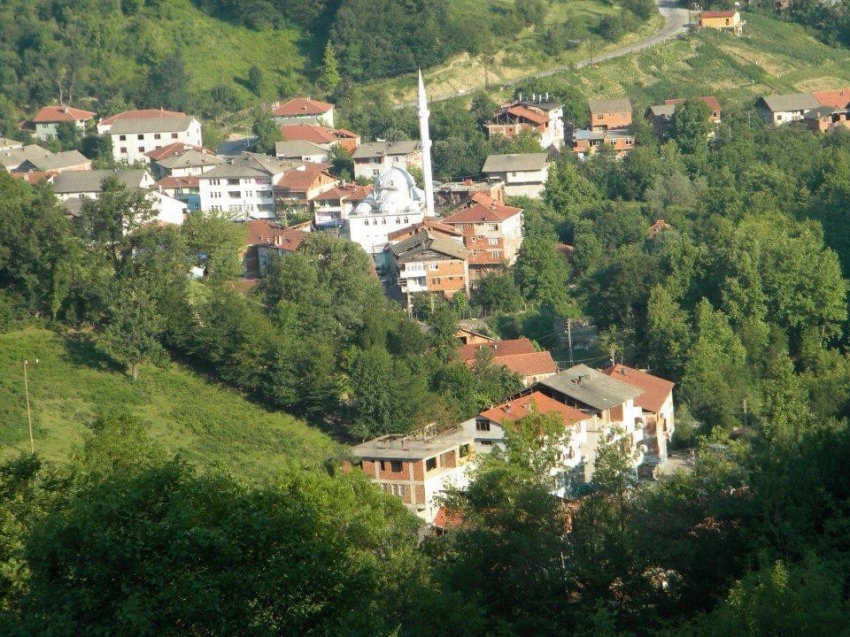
[0,329,339,482]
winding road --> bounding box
[398,0,691,108]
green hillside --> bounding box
[0,329,338,481]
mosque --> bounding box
[343,72,436,271]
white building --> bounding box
[481,153,550,198]
[352,140,422,181]
[344,167,429,269]
[108,116,203,165]
[197,152,299,220]
[32,105,96,141]
[271,97,335,128]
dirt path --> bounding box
[395,0,691,108]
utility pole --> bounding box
[566,318,574,367]
[23,359,37,454]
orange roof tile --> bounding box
[480,391,589,428]
[505,105,549,125]
[272,98,334,117]
[442,199,523,224]
[433,507,465,530]
[145,142,209,161]
[33,105,96,123]
[313,183,372,202]
[494,351,558,377]
[458,338,536,362]
[601,364,674,414]
[275,167,333,191]
[156,175,199,189]
[813,88,850,109]
[11,171,57,184]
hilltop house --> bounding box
[312,183,372,229]
[486,95,565,151]
[646,96,722,138]
[275,164,337,212]
[352,141,422,181]
[274,140,330,163]
[461,391,592,483]
[51,169,185,226]
[0,145,91,174]
[481,153,549,198]
[603,364,675,467]
[197,152,299,219]
[441,193,525,280]
[271,98,335,127]
[243,219,310,276]
[279,124,360,153]
[146,144,222,180]
[105,114,203,165]
[589,98,633,131]
[457,337,557,387]
[436,179,506,209]
[535,364,648,475]
[757,93,821,126]
[352,425,476,523]
[699,10,743,35]
[32,105,96,141]
[386,229,469,307]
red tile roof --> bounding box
[480,391,589,428]
[505,105,549,125]
[156,175,199,189]
[275,167,333,192]
[99,108,186,127]
[279,124,357,146]
[33,105,96,123]
[11,171,57,184]
[313,183,372,202]
[387,219,462,241]
[601,364,674,414]
[442,196,523,224]
[432,507,465,530]
[246,220,309,250]
[272,98,334,117]
[813,88,850,109]
[458,338,536,362]
[145,142,209,161]
[495,351,558,377]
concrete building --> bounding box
[757,93,821,126]
[486,95,565,151]
[387,229,469,307]
[589,98,633,131]
[481,153,549,198]
[271,98,335,127]
[352,140,422,181]
[32,105,96,141]
[352,425,476,523]
[107,115,203,165]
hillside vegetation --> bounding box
[0,328,338,481]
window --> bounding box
[459,444,472,458]
[138,146,144,152]
[475,418,491,432]
[119,135,126,141]
[488,238,499,246]
[171,133,178,139]
[119,147,127,153]
[137,134,144,140]
[391,484,405,496]
[210,179,220,186]
[429,263,438,271]
[154,133,161,140]
[490,224,499,231]
[431,278,439,285]
[227,178,240,185]
[403,217,408,224]
[381,218,386,225]
[228,191,241,198]
[391,460,403,473]
[425,457,437,471]
[491,251,502,259]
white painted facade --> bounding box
[198,172,276,219]
[110,118,203,165]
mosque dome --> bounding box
[355,166,425,215]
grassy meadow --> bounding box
[0,329,339,482]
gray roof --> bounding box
[759,93,820,113]
[352,140,419,160]
[647,104,676,118]
[353,428,473,461]
[538,364,643,411]
[0,136,23,151]
[804,105,840,119]
[199,152,300,179]
[390,230,468,262]
[0,145,55,170]
[588,98,633,114]
[274,140,328,158]
[52,169,149,194]
[482,153,549,173]
[109,116,197,135]
[37,150,90,171]
[156,150,223,170]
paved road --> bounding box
[396,0,691,109]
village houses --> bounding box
[567,98,635,158]
[271,97,335,127]
[32,105,96,141]
[481,153,549,198]
[352,140,422,181]
[97,109,203,166]
[486,94,565,151]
